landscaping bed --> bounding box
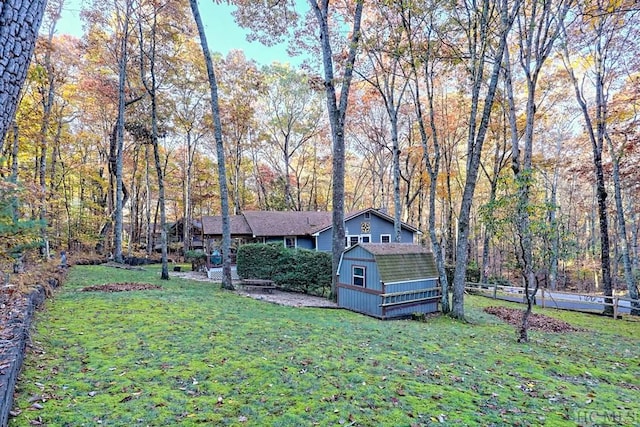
[483,306,584,333]
[0,277,62,427]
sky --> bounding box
[55,0,302,67]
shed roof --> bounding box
[201,215,253,235]
[358,243,437,283]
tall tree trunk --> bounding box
[144,144,152,256]
[402,9,450,313]
[10,123,20,220]
[0,0,47,143]
[562,26,614,315]
[506,0,570,341]
[190,0,233,289]
[36,3,63,260]
[309,0,363,301]
[451,0,520,320]
[548,137,562,291]
[606,133,639,315]
[139,9,169,279]
[183,130,194,256]
[114,1,132,264]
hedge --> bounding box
[237,243,332,297]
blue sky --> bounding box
[56,0,302,66]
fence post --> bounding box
[493,283,497,299]
[541,288,545,308]
[613,296,619,320]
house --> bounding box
[201,208,421,252]
[150,219,205,253]
[313,208,420,249]
[337,243,440,319]
[167,218,205,250]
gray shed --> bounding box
[337,243,441,319]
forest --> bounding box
[1,0,639,320]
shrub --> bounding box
[237,243,332,297]
[184,250,207,271]
[445,264,482,284]
[236,243,285,279]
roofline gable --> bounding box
[311,207,421,235]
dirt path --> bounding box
[171,270,338,308]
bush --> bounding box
[237,243,332,297]
[185,250,207,272]
[445,264,482,284]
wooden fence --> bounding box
[465,282,640,319]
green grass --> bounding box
[9,265,640,426]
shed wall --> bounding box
[338,247,381,291]
[337,286,383,318]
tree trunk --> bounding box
[562,31,614,315]
[309,0,363,301]
[0,0,47,143]
[190,0,233,289]
[451,0,519,320]
[401,6,450,313]
[114,1,132,264]
[606,134,638,315]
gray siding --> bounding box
[383,300,439,318]
[316,212,416,251]
[338,246,381,291]
[296,237,315,250]
[264,236,314,249]
[338,287,383,318]
[338,245,440,319]
[315,229,332,252]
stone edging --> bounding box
[0,278,59,427]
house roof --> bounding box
[243,211,332,237]
[201,215,253,235]
[201,208,421,238]
[357,243,437,283]
[311,207,420,234]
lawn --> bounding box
[9,265,640,426]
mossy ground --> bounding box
[9,265,640,426]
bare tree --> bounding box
[560,1,639,315]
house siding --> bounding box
[316,213,416,252]
[263,236,315,249]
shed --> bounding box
[337,243,440,319]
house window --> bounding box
[346,235,371,247]
[364,212,371,219]
[284,237,296,249]
[352,266,366,287]
[380,234,391,243]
